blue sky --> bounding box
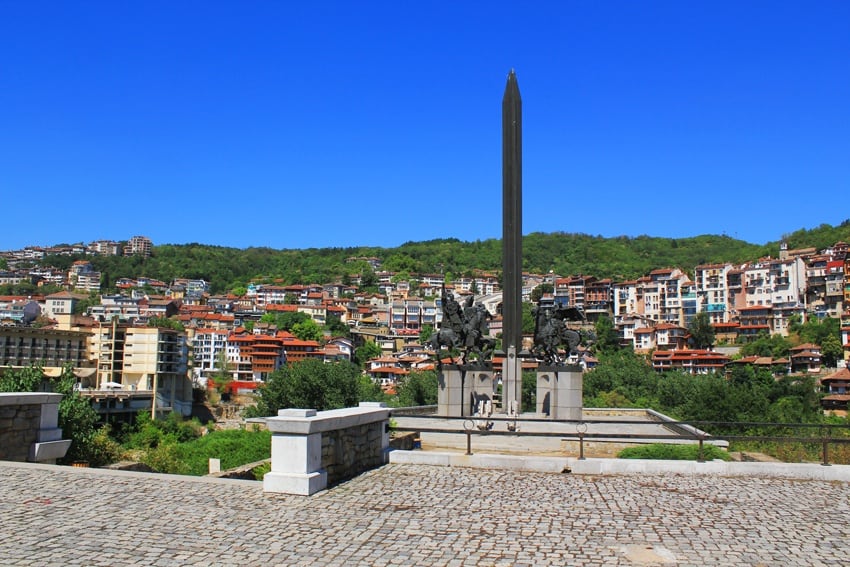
[2,1,848,251]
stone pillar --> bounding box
[536,365,583,421]
[264,409,326,496]
[437,365,467,417]
[469,369,495,413]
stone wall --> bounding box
[321,420,385,486]
[264,402,390,496]
[0,402,40,461]
[0,393,71,463]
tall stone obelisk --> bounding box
[502,70,523,414]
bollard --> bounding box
[463,420,474,456]
[822,437,831,467]
[697,435,705,463]
[576,422,587,460]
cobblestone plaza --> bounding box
[0,460,847,566]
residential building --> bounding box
[789,343,822,374]
[821,367,850,415]
[91,321,192,415]
[651,349,731,374]
[124,236,153,257]
[694,263,734,324]
[0,327,90,371]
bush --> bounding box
[174,429,272,476]
[618,443,731,461]
[86,426,125,468]
[141,442,188,474]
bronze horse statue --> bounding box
[430,302,494,367]
[532,303,590,365]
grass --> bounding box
[618,443,731,461]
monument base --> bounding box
[437,365,495,417]
[536,365,583,421]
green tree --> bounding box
[210,349,233,392]
[358,374,387,403]
[291,318,323,341]
[396,370,438,407]
[324,314,350,338]
[593,315,620,353]
[354,341,382,368]
[688,312,715,349]
[248,359,361,416]
[419,324,435,344]
[529,283,553,303]
[820,334,843,368]
[521,302,536,335]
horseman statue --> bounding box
[430,283,495,367]
[531,301,590,365]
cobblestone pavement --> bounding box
[1,461,848,566]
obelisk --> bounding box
[502,70,522,414]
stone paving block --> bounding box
[0,461,849,566]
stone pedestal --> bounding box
[438,366,495,417]
[469,369,495,414]
[536,365,583,421]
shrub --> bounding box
[618,443,731,461]
[141,442,188,474]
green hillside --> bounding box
[36,220,850,294]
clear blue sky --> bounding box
[2,1,848,251]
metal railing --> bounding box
[389,409,850,466]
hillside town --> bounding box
[2,235,850,419]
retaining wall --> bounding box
[263,402,390,496]
[0,393,71,463]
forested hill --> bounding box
[45,221,850,294]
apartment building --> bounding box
[0,327,90,371]
[694,263,734,324]
[91,322,192,415]
[123,236,153,257]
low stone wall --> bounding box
[263,402,390,496]
[321,420,386,486]
[0,393,71,463]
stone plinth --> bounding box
[438,366,494,417]
[536,366,583,421]
[0,392,71,464]
[263,403,389,496]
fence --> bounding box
[389,409,850,466]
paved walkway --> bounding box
[1,460,848,566]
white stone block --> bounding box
[263,470,327,496]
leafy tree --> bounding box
[247,359,361,416]
[358,374,387,403]
[521,302,536,335]
[324,314,350,338]
[584,350,657,407]
[739,331,792,358]
[820,334,843,368]
[529,283,553,303]
[419,324,434,344]
[593,315,620,353]
[396,370,438,407]
[354,341,382,368]
[796,316,840,348]
[292,318,323,342]
[688,312,715,349]
[147,317,184,331]
[210,349,233,392]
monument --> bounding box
[501,69,523,417]
[434,70,584,422]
